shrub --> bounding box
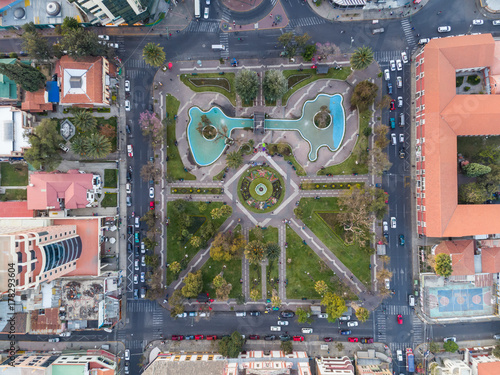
[456,76,464,87]
[463,86,470,92]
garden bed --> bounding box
[171,187,223,194]
[101,192,117,207]
[287,73,312,89]
[301,182,364,190]
[180,73,236,105]
[249,264,262,299]
[0,163,28,186]
[200,257,242,299]
[104,169,118,188]
[238,167,285,213]
[188,77,231,92]
[267,144,306,176]
[0,189,27,201]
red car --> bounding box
[390,100,395,111]
[206,335,217,340]
[150,201,155,210]
[293,336,304,342]
[248,335,260,340]
[384,192,389,204]
[195,335,204,340]
[348,337,359,343]
[397,314,403,324]
[172,335,184,341]
[324,337,333,342]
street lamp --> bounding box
[350,37,354,49]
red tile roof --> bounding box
[30,307,62,334]
[420,34,500,237]
[478,361,500,375]
[56,55,106,105]
[434,240,475,276]
[481,247,500,273]
[0,201,33,217]
[27,170,93,210]
[21,88,53,113]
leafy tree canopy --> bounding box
[181,270,203,298]
[434,253,452,277]
[24,118,64,171]
[235,69,259,104]
[218,331,244,358]
[0,61,46,92]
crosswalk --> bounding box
[374,310,387,343]
[221,7,231,22]
[374,50,405,63]
[288,16,326,28]
[126,59,147,69]
[400,19,417,50]
[411,315,424,345]
[220,33,229,59]
[380,304,413,316]
[185,20,220,33]
[127,300,161,313]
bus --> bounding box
[194,0,200,18]
[406,348,415,373]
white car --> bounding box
[59,332,71,337]
[301,328,313,334]
[339,315,351,321]
[149,187,154,199]
[125,80,130,92]
[384,69,390,81]
[204,7,209,19]
[140,272,145,283]
[401,51,408,64]
[127,144,133,158]
[270,326,281,331]
[126,183,131,194]
[399,134,404,143]
[390,60,396,72]
[141,255,145,267]
[397,96,403,107]
[397,350,403,361]
[383,221,389,233]
[98,35,110,40]
[206,0,210,4]
[396,76,402,88]
[391,217,396,229]
[493,20,500,25]
[176,312,187,318]
[384,278,390,289]
[125,349,130,361]
[318,313,328,319]
[277,320,289,326]
[109,43,119,48]
[418,38,430,45]
[134,274,138,284]
[444,337,457,343]
[396,59,402,71]
[347,321,358,327]
[438,26,451,33]
[391,133,397,146]
[125,100,131,111]
[134,259,139,271]
[472,19,484,25]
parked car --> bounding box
[397,96,403,107]
[438,26,451,33]
[59,332,71,337]
[133,288,138,299]
[399,234,405,246]
[347,321,358,327]
[391,217,396,229]
[185,335,195,340]
[206,335,217,340]
[134,274,138,284]
[126,124,131,134]
[385,278,390,289]
[140,287,146,298]
[444,337,457,343]
[293,336,304,342]
[149,187,154,199]
[391,133,397,146]
[281,311,295,318]
[188,312,198,317]
[390,60,396,71]
[127,144,133,157]
[396,59,402,71]
[249,311,261,316]
[401,51,408,64]
[318,313,328,319]
[204,7,209,18]
[125,100,131,111]
[397,350,403,361]
[150,201,155,210]
[348,337,359,343]
[390,100,395,111]
[301,328,313,334]
[279,335,291,341]
[397,314,403,324]
[270,326,281,331]
[493,20,500,25]
[172,335,184,341]
[134,232,140,243]
[324,337,334,342]
[59,143,69,152]
[383,221,389,233]
[141,255,145,267]
[140,272,145,283]
[195,335,204,340]
[248,335,260,340]
[98,35,110,40]
[176,313,187,318]
[134,259,139,271]
[264,335,276,341]
[384,69,390,81]
[399,134,404,143]
[387,82,393,95]
[339,315,351,321]
[340,330,351,335]
[126,196,131,207]
[125,80,130,92]
[277,320,289,326]
[396,76,402,88]
[472,19,484,25]
[125,349,130,361]
[360,337,374,344]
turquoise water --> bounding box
[264,94,345,161]
[187,94,346,165]
[187,107,253,166]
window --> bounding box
[416,75,420,81]
[416,121,420,126]
[420,72,425,78]
[421,206,426,211]
[422,104,425,110]
[417,221,421,226]
[420,58,424,64]
[417,205,420,211]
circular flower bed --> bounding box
[238,166,285,213]
[313,109,332,129]
[202,125,217,140]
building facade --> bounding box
[74,0,156,26]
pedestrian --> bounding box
[270,13,273,18]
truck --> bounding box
[406,348,415,373]
[194,0,200,18]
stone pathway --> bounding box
[278,224,286,301]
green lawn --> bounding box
[96,117,117,152]
[165,94,196,181]
[317,109,371,176]
[268,144,306,176]
[0,163,28,186]
[282,67,351,105]
[104,169,118,188]
[200,257,242,299]
[248,227,280,298]
[457,135,500,161]
[249,226,279,243]
[101,192,117,207]
[297,197,371,286]
[285,226,357,300]
[266,259,280,299]
[249,263,262,299]
[166,201,227,285]
[0,189,27,201]
[180,72,236,106]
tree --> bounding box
[350,46,374,70]
[271,289,281,308]
[434,253,452,277]
[371,188,389,220]
[296,307,313,324]
[21,22,52,61]
[140,210,157,229]
[250,288,260,301]
[181,270,203,298]
[211,205,233,219]
[60,27,106,59]
[492,342,500,358]
[100,123,115,139]
[378,94,393,110]
[140,161,161,182]
[281,341,293,354]
[463,162,492,177]
[443,340,459,353]
[315,42,341,60]
[337,185,373,247]
[198,201,208,212]
[302,45,316,61]
[169,261,181,275]
[369,146,392,176]
[278,32,295,56]
[459,182,490,204]
[24,119,64,171]
[478,145,500,164]
[374,124,390,149]
[478,165,500,194]
[169,290,185,318]
[142,42,166,67]
[355,307,369,323]
[74,110,97,134]
[210,231,245,262]
[235,69,259,104]
[350,80,378,111]
[84,133,112,159]
[321,292,347,322]
[263,70,288,102]
[315,280,329,296]
[145,254,160,269]
[60,17,80,34]
[218,331,244,358]
[215,278,232,301]
[139,111,164,146]
[295,33,311,49]
[143,237,158,250]
[244,240,265,265]
[429,341,440,354]
[226,150,243,169]
[145,268,163,300]
[0,61,46,92]
[190,236,202,248]
[71,136,86,155]
[266,242,280,261]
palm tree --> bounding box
[142,42,166,67]
[84,133,112,159]
[266,243,280,261]
[226,150,243,169]
[74,110,96,134]
[71,136,86,155]
[350,46,374,71]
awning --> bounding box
[333,0,366,6]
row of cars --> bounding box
[171,334,307,342]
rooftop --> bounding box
[0,58,18,100]
[434,240,476,276]
[0,106,30,156]
[0,0,81,27]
